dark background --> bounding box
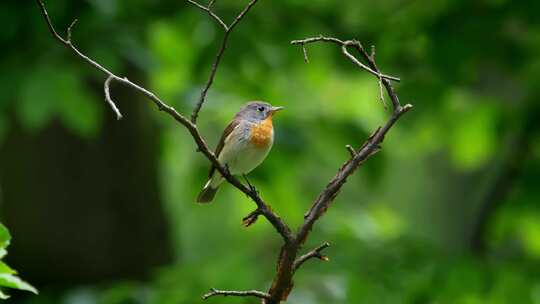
[1,0,540,303]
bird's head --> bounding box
[237,101,284,122]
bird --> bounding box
[197,101,284,203]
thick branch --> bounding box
[36,0,292,244]
[293,242,330,271]
[189,0,259,123]
[202,288,270,300]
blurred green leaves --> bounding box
[19,65,102,138]
[148,19,195,103]
[444,89,498,170]
[0,223,37,299]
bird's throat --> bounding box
[249,117,274,148]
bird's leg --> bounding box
[243,174,258,195]
[241,174,261,227]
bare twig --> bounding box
[301,43,309,63]
[36,0,292,245]
[202,288,270,300]
[293,242,330,271]
[187,0,228,31]
[66,19,77,43]
[104,75,123,120]
[189,0,259,123]
[345,145,356,157]
[291,36,400,82]
[378,76,387,108]
[242,209,262,227]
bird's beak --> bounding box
[270,106,284,115]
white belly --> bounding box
[219,133,273,175]
[208,122,274,188]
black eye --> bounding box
[258,106,265,112]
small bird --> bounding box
[197,101,284,203]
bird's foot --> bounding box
[243,174,258,195]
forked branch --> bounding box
[187,0,259,123]
[36,0,292,245]
[261,37,412,304]
[37,1,412,303]
[292,36,412,249]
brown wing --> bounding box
[208,119,240,178]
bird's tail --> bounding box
[196,179,220,203]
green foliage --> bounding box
[0,223,37,299]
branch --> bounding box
[189,0,259,123]
[294,36,412,247]
[291,36,400,82]
[261,36,412,303]
[104,75,123,120]
[187,0,228,31]
[202,288,270,300]
[293,242,330,271]
[36,0,293,244]
[38,0,413,301]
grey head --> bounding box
[235,101,284,122]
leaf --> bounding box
[0,262,16,275]
[0,224,10,250]
[0,290,9,300]
[0,274,38,295]
[0,224,37,297]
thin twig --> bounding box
[378,76,387,109]
[187,0,228,31]
[190,0,259,123]
[345,145,356,157]
[104,75,123,120]
[291,36,400,82]
[293,242,330,271]
[228,0,259,32]
[66,19,77,42]
[242,209,262,227]
[202,288,271,300]
[301,43,309,63]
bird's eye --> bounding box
[258,106,265,112]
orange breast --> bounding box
[249,117,273,148]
